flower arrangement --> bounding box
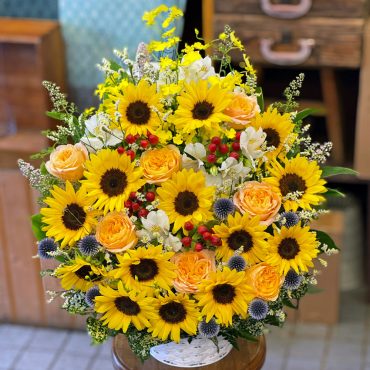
[20,4,355,364]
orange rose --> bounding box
[245,262,284,301]
[172,250,216,293]
[140,145,181,183]
[46,143,88,181]
[96,212,137,253]
[224,92,260,129]
[233,181,281,225]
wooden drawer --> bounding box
[214,14,364,67]
[215,0,368,19]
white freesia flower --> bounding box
[220,157,250,180]
[239,126,267,164]
[182,143,207,170]
[179,56,216,82]
[164,234,183,252]
[80,113,123,152]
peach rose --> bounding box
[233,181,281,225]
[224,92,260,129]
[45,143,88,181]
[172,250,216,293]
[245,262,284,301]
[140,145,181,183]
[96,212,137,253]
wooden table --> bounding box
[112,335,266,370]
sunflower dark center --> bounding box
[174,191,199,216]
[192,101,214,120]
[264,128,281,148]
[159,302,187,323]
[227,230,253,252]
[279,173,307,196]
[100,168,127,197]
[129,259,159,281]
[278,237,300,259]
[62,203,86,230]
[212,284,236,304]
[74,265,101,281]
[114,296,141,315]
[126,100,151,125]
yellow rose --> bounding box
[233,181,281,226]
[140,145,181,183]
[245,262,284,301]
[96,212,137,253]
[172,250,216,293]
[223,92,260,129]
[45,143,88,181]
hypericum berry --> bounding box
[138,208,149,218]
[125,134,135,144]
[229,152,240,160]
[208,143,217,153]
[140,139,149,148]
[145,192,156,202]
[207,154,217,163]
[131,202,140,212]
[181,236,192,247]
[184,221,194,231]
[197,225,208,235]
[210,235,221,246]
[124,200,132,208]
[232,142,240,151]
[219,143,229,154]
[203,231,212,241]
[117,146,125,154]
[134,134,140,140]
[126,149,135,161]
[148,134,159,145]
[211,136,221,145]
[235,132,241,141]
[195,243,203,251]
[129,192,137,200]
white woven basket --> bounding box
[150,336,233,367]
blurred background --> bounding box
[0,1,370,369]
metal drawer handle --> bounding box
[260,0,312,19]
[260,38,315,66]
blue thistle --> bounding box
[85,286,100,307]
[78,235,100,256]
[213,198,235,220]
[38,238,57,259]
[248,299,269,320]
[280,211,299,228]
[284,269,302,290]
[198,318,220,338]
[228,255,247,271]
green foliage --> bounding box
[31,214,47,241]
[314,229,339,252]
[86,316,112,344]
[321,166,358,178]
[324,188,345,198]
[293,108,315,123]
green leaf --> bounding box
[30,146,54,160]
[238,331,258,342]
[313,229,339,252]
[306,285,323,294]
[109,60,122,72]
[282,297,298,309]
[31,214,47,241]
[321,166,358,178]
[293,108,315,123]
[324,188,345,198]
[46,111,67,121]
[255,86,264,112]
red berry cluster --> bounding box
[124,191,156,218]
[180,222,222,252]
[206,135,242,163]
[117,131,160,160]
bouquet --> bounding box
[19,4,354,365]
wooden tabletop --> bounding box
[112,334,266,370]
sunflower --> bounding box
[250,107,294,159]
[264,156,327,211]
[195,268,254,326]
[148,291,199,342]
[55,257,106,292]
[117,79,163,137]
[40,182,100,248]
[95,281,156,332]
[157,169,214,233]
[82,148,145,214]
[113,245,176,294]
[213,212,269,263]
[265,224,319,275]
[172,80,232,136]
